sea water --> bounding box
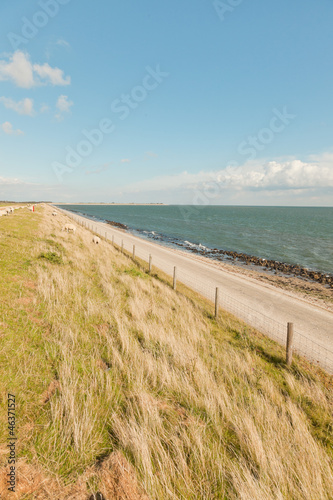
[58,205,333,274]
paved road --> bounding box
[59,208,333,373]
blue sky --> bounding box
[0,0,332,205]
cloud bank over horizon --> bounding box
[1,153,332,205]
[113,154,333,204]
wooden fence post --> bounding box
[173,266,177,290]
[105,232,107,241]
[133,245,135,259]
[121,240,124,253]
[112,235,114,245]
[215,287,219,318]
[286,322,294,366]
[149,254,152,273]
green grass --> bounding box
[38,251,64,264]
[0,205,332,499]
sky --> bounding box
[0,0,333,205]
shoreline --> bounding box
[136,236,333,313]
[173,248,333,314]
[57,206,333,314]
[61,207,333,300]
[124,229,333,314]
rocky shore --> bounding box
[106,220,128,230]
[71,209,333,289]
[135,226,332,288]
[200,248,333,288]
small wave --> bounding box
[198,243,209,250]
[183,240,210,251]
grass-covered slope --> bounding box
[0,205,332,499]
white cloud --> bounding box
[56,39,70,48]
[308,152,333,171]
[0,96,34,116]
[33,63,70,86]
[56,95,73,112]
[0,175,26,185]
[121,156,333,195]
[145,151,158,159]
[55,95,73,120]
[1,121,24,135]
[40,103,50,113]
[0,51,34,88]
[0,51,70,88]
[121,158,130,163]
[0,176,62,201]
[216,159,333,190]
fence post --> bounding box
[133,245,135,259]
[173,266,177,290]
[149,254,152,273]
[215,287,219,318]
[286,322,294,366]
[121,240,124,253]
[112,235,114,245]
[105,232,107,241]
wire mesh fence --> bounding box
[59,208,333,374]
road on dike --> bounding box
[61,208,333,373]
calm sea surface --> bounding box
[59,205,333,274]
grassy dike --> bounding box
[0,204,332,499]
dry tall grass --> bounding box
[0,205,332,499]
